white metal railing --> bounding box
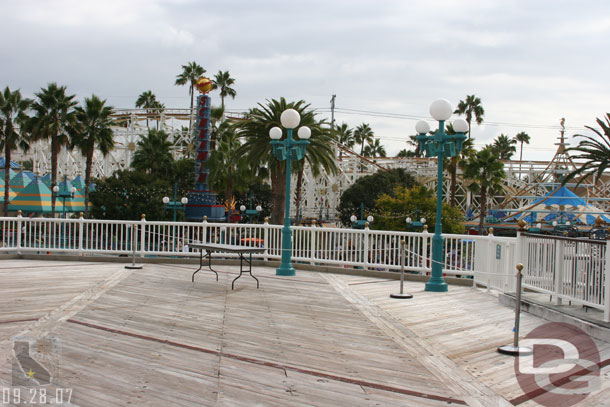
[2,215,608,320]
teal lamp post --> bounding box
[269,109,311,276]
[162,183,188,222]
[239,193,263,224]
[415,99,469,292]
[52,183,77,218]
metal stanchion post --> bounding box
[125,223,143,270]
[390,239,413,299]
[498,263,531,355]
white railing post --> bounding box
[263,217,269,261]
[554,239,565,305]
[602,241,610,322]
[16,210,23,252]
[422,225,430,274]
[78,212,85,255]
[311,221,317,263]
[139,214,146,257]
[363,222,370,269]
[202,216,208,244]
[486,229,495,291]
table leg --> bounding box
[192,250,219,282]
[232,252,259,289]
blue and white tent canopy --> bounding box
[508,186,610,225]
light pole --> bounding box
[163,183,188,252]
[350,203,373,229]
[52,184,76,218]
[239,192,263,224]
[269,108,311,276]
[415,99,469,292]
[162,183,188,222]
[406,214,427,231]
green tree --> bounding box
[375,185,464,233]
[72,95,115,216]
[175,61,206,132]
[353,123,374,156]
[492,134,517,160]
[363,138,386,158]
[236,98,336,224]
[453,94,485,139]
[212,70,236,110]
[207,121,254,203]
[335,122,354,160]
[337,168,417,226]
[29,83,79,216]
[90,170,169,220]
[396,149,416,158]
[131,129,174,176]
[463,146,506,232]
[0,87,31,215]
[514,131,530,179]
[565,113,610,185]
[135,90,161,129]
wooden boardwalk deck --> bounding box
[0,259,608,406]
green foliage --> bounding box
[492,134,517,160]
[454,94,485,138]
[212,70,236,110]
[233,182,273,223]
[374,186,465,233]
[353,123,374,156]
[90,170,170,221]
[565,113,610,185]
[131,129,174,176]
[337,168,417,226]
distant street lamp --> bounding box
[240,192,263,224]
[269,108,311,276]
[415,99,469,292]
[52,184,76,218]
[350,202,373,229]
[406,216,427,231]
[162,183,188,222]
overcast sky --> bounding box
[2,0,609,160]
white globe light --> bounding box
[297,126,311,139]
[162,196,170,204]
[70,186,77,193]
[240,205,246,212]
[421,217,426,224]
[552,220,558,226]
[269,127,282,140]
[429,99,453,121]
[415,120,430,134]
[280,109,301,129]
[406,217,412,224]
[181,197,188,205]
[350,215,357,223]
[566,221,571,225]
[52,185,59,193]
[256,205,262,212]
[453,118,469,133]
[367,215,374,223]
[536,223,542,229]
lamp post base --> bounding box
[276,264,296,276]
[390,293,413,299]
[497,345,532,356]
[425,281,448,292]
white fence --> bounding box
[1,216,608,321]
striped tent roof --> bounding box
[41,173,52,187]
[0,158,20,169]
[71,175,85,190]
[0,185,18,203]
[0,169,19,186]
[7,177,64,213]
[8,171,33,191]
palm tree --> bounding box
[335,122,354,160]
[492,134,517,160]
[72,95,115,215]
[131,129,174,176]
[565,113,610,185]
[454,94,485,139]
[236,98,337,224]
[29,83,79,217]
[0,87,31,215]
[135,90,160,129]
[363,138,386,158]
[207,121,253,203]
[514,131,530,178]
[353,123,374,156]
[464,146,506,232]
[212,70,237,110]
[175,61,206,132]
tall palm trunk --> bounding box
[449,156,458,207]
[224,178,233,204]
[51,136,59,217]
[84,151,93,216]
[3,145,11,216]
[294,167,304,224]
[270,163,286,225]
[478,183,487,233]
